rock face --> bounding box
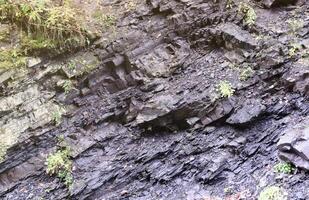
[0,0,308,200]
[278,118,309,170]
[263,0,298,8]
[226,99,266,125]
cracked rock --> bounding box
[226,99,266,125]
[277,118,309,170]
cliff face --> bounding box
[0,0,308,199]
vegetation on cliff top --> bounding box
[0,0,110,69]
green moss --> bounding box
[274,162,294,174]
[258,186,287,200]
[46,146,73,187]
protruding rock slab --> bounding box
[263,0,298,8]
[277,118,309,170]
[226,99,266,125]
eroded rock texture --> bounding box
[0,0,309,200]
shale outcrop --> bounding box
[0,0,308,200]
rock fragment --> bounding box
[277,119,309,170]
[226,99,266,125]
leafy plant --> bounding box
[46,146,73,187]
[0,48,27,69]
[238,2,257,26]
[62,80,73,94]
[274,162,294,174]
[240,67,254,81]
[218,81,235,98]
[288,43,301,57]
[51,107,65,126]
[67,61,76,70]
[258,186,287,200]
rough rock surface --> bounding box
[0,0,309,200]
[278,118,309,170]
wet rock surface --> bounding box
[0,0,309,200]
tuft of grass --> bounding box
[0,48,27,69]
[0,0,94,57]
[51,107,65,126]
[46,146,73,187]
[62,80,73,94]
[274,162,294,174]
[218,80,235,98]
[258,186,287,200]
[238,2,257,26]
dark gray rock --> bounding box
[277,118,309,170]
[216,23,258,50]
[226,99,266,125]
[263,0,298,7]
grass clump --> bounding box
[218,81,235,98]
[238,2,257,26]
[0,48,27,69]
[62,80,73,94]
[51,107,65,126]
[46,146,73,187]
[274,162,294,174]
[0,0,96,58]
[258,186,287,200]
[0,0,90,47]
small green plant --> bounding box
[240,67,254,81]
[274,162,294,174]
[238,2,257,26]
[258,186,287,200]
[67,60,76,70]
[62,80,73,94]
[288,43,301,57]
[218,81,235,98]
[51,107,65,126]
[46,146,73,187]
[287,19,304,34]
